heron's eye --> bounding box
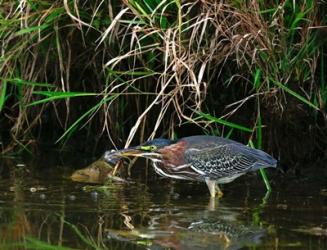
[140,145,157,151]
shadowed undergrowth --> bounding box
[0,0,326,168]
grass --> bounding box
[15,238,77,250]
[0,0,326,167]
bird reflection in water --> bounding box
[150,219,265,250]
[106,214,265,250]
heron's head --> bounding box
[103,139,175,162]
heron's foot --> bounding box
[221,234,230,247]
[215,185,223,198]
[205,179,224,198]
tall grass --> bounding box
[0,1,326,164]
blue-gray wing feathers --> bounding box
[184,143,276,179]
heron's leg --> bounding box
[208,197,216,211]
[215,184,224,198]
[205,179,217,198]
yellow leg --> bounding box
[208,196,216,211]
[205,179,217,198]
[215,184,223,198]
[222,234,230,248]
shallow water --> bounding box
[0,152,326,250]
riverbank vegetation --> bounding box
[0,0,326,168]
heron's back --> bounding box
[181,136,277,180]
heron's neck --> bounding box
[142,152,162,162]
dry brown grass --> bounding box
[0,0,325,158]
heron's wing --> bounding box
[184,144,257,178]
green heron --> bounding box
[104,135,277,197]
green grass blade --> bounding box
[24,237,76,250]
[272,79,319,110]
[56,103,101,143]
[248,140,271,192]
[27,91,98,106]
[196,111,253,132]
[320,48,326,106]
[257,110,262,149]
[56,95,117,143]
[133,1,151,21]
[15,24,49,36]
[0,80,7,112]
[255,107,271,193]
[63,220,100,250]
[253,68,261,91]
[107,69,157,76]
[1,78,55,88]
[259,168,271,192]
[226,128,234,139]
[175,0,182,44]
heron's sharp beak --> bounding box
[118,147,145,157]
[103,146,155,165]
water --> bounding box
[0,152,326,250]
